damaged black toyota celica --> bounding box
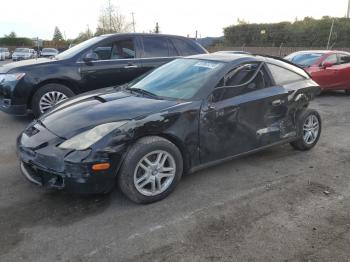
[17,53,321,204]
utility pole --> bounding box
[326,19,335,49]
[131,12,135,32]
[195,30,198,40]
[108,0,112,31]
[347,0,350,18]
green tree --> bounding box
[154,22,160,33]
[223,16,350,48]
[53,26,64,41]
[4,32,17,38]
[73,28,93,44]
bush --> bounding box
[224,16,350,47]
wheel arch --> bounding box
[122,133,191,175]
[27,79,81,109]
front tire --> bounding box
[290,109,321,151]
[118,136,183,204]
[31,83,74,117]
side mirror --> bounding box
[322,62,333,69]
[83,52,99,63]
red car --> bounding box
[285,50,350,94]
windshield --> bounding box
[42,48,57,52]
[55,36,107,60]
[128,59,225,100]
[15,48,29,53]
[285,53,323,67]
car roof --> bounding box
[187,53,291,65]
[187,53,310,78]
[100,33,194,40]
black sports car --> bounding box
[17,53,322,204]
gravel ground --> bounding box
[0,92,349,262]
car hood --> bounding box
[0,58,53,73]
[39,89,180,138]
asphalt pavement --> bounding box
[0,84,350,261]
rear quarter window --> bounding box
[267,63,306,85]
[171,38,200,56]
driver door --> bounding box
[199,63,290,163]
[312,54,340,89]
[79,37,143,91]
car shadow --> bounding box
[319,90,349,97]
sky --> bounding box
[0,0,349,40]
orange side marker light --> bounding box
[92,163,111,171]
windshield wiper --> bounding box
[126,87,162,99]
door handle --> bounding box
[272,99,282,106]
[124,64,138,69]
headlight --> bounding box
[0,73,26,83]
[58,121,128,150]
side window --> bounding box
[92,43,113,60]
[142,37,169,58]
[171,38,199,56]
[92,38,135,60]
[168,39,179,57]
[322,54,337,65]
[338,54,350,65]
[212,64,271,101]
[267,64,304,85]
[111,39,135,59]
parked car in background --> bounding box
[0,33,207,117]
[0,48,11,59]
[214,50,251,55]
[0,49,5,61]
[29,49,37,59]
[12,48,32,61]
[40,48,59,58]
[17,53,321,203]
[285,50,350,94]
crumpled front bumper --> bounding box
[16,124,121,194]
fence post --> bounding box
[279,42,284,57]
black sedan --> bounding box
[17,53,321,204]
[0,33,207,117]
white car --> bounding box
[0,48,11,60]
[0,51,5,61]
[12,48,32,61]
[40,48,59,58]
[30,49,39,58]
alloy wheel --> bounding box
[134,150,176,196]
[303,114,319,145]
[39,91,68,113]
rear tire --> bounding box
[31,83,74,118]
[345,90,350,95]
[118,136,183,204]
[290,109,321,151]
